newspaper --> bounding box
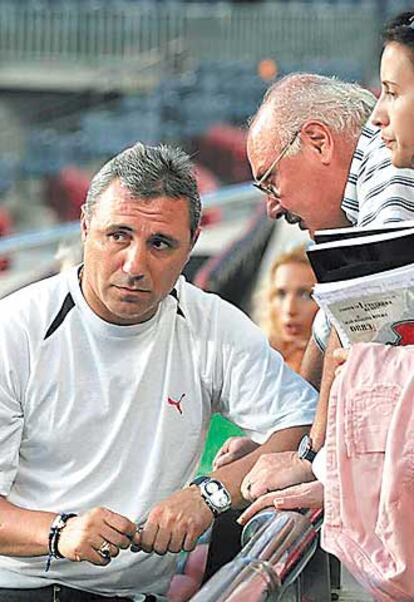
[307,227,414,284]
[313,263,414,347]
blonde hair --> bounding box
[254,244,313,344]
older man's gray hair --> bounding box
[84,143,202,239]
[250,73,377,156]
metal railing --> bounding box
[190,507,325,602]
[0,182,263,298]
[0,4,184,62]
[0,1,392,82]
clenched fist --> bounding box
[58,507,138,566]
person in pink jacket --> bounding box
[323,342,414,601]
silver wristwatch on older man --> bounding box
[297,434,317,463]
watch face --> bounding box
[298,434,316,462]
[205,480,220,495]
[202,479,231,510]
[298,435,310,459]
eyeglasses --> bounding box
[402,14,414,29]
[252,130,300,198]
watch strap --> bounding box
[190,475,209,487]
[45,512,77,572]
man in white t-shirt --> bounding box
[0,142,317,601]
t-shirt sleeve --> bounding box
[0,314,27,496]
[211,301,318,443]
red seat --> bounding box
[0,207,12,271]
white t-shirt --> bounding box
[0,267,317,596]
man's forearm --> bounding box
[309,328,341,450]
[0,496,55,556]
[300,338,324,391]
[210,424,309,506]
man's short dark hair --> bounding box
[84,143,202,239]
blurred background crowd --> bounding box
[0,0,408,237]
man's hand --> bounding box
[133,488,213,555]
[58,507,137,566]
[213,437,259,470]
[237,480,324,526]
[241,451,315,502]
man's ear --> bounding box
[300,121,334,165]
[190,226,201,250]
[80,206,89,242]
[183,227,201,268]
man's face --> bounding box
[247,106,349,236]
[81,179,195,325]
[372,42,414,169]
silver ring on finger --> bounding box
[97,540,112,560]
[136,524,144,535]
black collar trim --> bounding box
[169,288,185,319]
[44,293,75,340]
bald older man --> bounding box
[247,73,374,236]
[238,74,414,515]
[202,74,414,582]
[215,73,414,512]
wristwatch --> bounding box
[297,434,317,463]
[190,476,232,517]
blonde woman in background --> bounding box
[254,245,318,373]
[213,244,317,470]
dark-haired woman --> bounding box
[373,12,414,168]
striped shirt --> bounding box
[342,122,414,226]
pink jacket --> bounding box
[322,343,414,601]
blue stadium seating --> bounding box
[16,54,366,183]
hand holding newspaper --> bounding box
[308,225,414,347]
[313,264,414,347]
